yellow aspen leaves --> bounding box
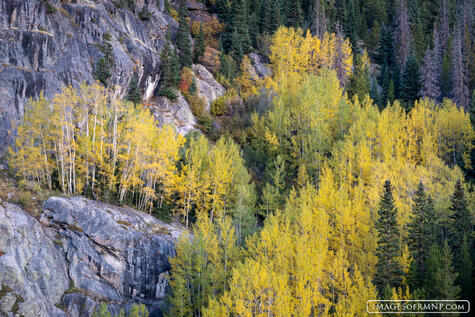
[269,26,353,86]
[9,83,184,213]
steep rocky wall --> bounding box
[0,196,183,317]
[0,0,173,150]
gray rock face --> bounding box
[0,196,183,317]
[248,53,271,78]
[192,64,225,111]
[0,202,69,317]
[0,0,174,151]
[151,93,197,135]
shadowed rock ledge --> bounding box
[0,196,183,317]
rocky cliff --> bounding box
[0,0,176,150]
[0,196,183,317]
[0,0,228,151]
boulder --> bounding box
[248,53,272,78]
[192,64,225,111]
[150,94,197,135]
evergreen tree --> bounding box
[231,0,251,54]
[248,1,261,47]
[375,23,394,65]
[419,47,441,101]
[406,182,438,289]
[448,180,471,254]
[260,0,282,35]
[176,0,192,68]
[400,53,421,110]
[343,0,358,49]
[94,38,114,87]
[160,37,180,90]
[424,242,460,299]
[170,46,180,86]
[458,235,472,300]
[259,0,272,34]
[194,24,205,63]
[269,0,282,33]
[284,0,303,27]
[126,75,141,106]
[370,78,380,105]
[380,60,391,107]
[348,51,371,101]
[374,180,404,295]
[230,27,243,61]
[387,80,395,103]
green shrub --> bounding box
[159,87,178,100]
[210,95,228,116]
[103,32,112,41]
[138,6,151,21]
[186,93,207,118]
[18,191,32,207]
[94,40,114,87]
[44,1,57,14]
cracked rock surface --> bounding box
[0,196,183,317]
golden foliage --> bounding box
[269,27,353,86]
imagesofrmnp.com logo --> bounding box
[367,300,470,314]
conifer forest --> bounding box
[1,1,475,316]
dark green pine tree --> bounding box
[380,60,391,108]
[259,0,272,33]
[160,36,179,89]
[248,2,260,47]
[448,180,471,254]
[284,0,303,28]
[126,75,141,106]
[347,52,370,102]
[218,0,233,53]
[176,0,192,68]
[230,27,244,61]
[448,180,472,298]
[269,0,282,33]
[400,52,421,111]
[406,182,438,290]
[344,0,358,50]
[194,24,205,63]
[231,0,251,54]
[458,236,472,300]
[387,80,395,103]
[94,38,114,87]
[424,241,460,300]
[169,48,180,87]
[334,0,347,29]
[375,24,394,66]
[374,180,404,295]
[370,78,380,105]
[260,0,282,35]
